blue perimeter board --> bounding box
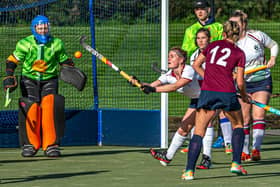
[0,109,160,147]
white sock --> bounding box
[202,127,214,159]
[243,135,250,154]
[166,131,187,160]
[252,120,266,150]
[242,124,250,154]
[253,129,265,150]
[220,118,232,145]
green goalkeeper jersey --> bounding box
[13,35,69,80]
[182,21,223,58]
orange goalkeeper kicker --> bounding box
[244,65,268,75]
[80,35,141,88]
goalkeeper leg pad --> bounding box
[18,97,41,150]
[59,65,87,91]
[41,94,65,151]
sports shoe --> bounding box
[196,154,212,169]
[251,149,261,161]
[45,145,61,157]
[150,148,171,166]
[181,170,194,180]
[21,145,37,157]
[180,147,189,153]
[230,162,248,176]
[212,136,225,148]
[241,152,251,162]
[225,143,233,155]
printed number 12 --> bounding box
[209,46,231,67]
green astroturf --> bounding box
[0,135,280,187]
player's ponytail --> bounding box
[231,10,248,30]
[223,20,240,42]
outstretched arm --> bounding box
[154,78,191,93]
[141,78,191,94]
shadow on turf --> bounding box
[262,147,280,151]
[168,157,280,170]
[198,158,280,171]
[262,140,280,145]
[243,158,280,166]
[0,159,54,164]
[0,170,110,184]
[61,149,150,157]
[192,171,280,181]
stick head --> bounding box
[4,88,12,107]
[151,62,168,74]
[80,35,87,45]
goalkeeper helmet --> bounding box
[31,15,51,44]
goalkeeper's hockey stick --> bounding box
[244,65,268,75]
[80,36,141,88]
[4,88,12,107]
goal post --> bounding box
[161,0,169,148]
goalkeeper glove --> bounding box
[3,76,17,93]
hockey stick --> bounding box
[271,93,280,98]
[80,36,141,88]
[244,65,268,75]
[251,100,280,116]
[4,88,12,107]
[151,62,168,74]
[237,95,280,116]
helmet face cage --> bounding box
[31,15,51,44]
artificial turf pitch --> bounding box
[0,135,280,187]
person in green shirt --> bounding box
[3,15,77,158]
[182,0,223,58]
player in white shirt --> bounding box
[131,45,214,167]
[229,10,279,161]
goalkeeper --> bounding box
[3,15,86,157]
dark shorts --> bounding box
[20,76,58,102]
[246,76,272,94]
[197,90,241,111]
[189,98,199,109]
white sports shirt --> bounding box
[158,65,201,98]
[236,30,278,82]
[190,48,205,81]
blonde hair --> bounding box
[223,20,240,42]
[170,47,187,63]
[230,9,248,29]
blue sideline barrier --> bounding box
[0,109,161,147]
[99,109,161,147]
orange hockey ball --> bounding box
[74,51,82,58]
